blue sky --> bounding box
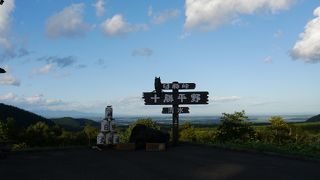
[0,0,320,116]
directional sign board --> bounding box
[162,107,189,114]
[144,78,210,146]
[161,83,196,90]
[143,91,209,105]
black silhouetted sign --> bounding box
[142,77,210,146]
[0,68,6,73]
[154,77,162,94]
[0,0,4,5]
[143,92,208,105]
[162,107,189,114]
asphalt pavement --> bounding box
[0,145,319,180]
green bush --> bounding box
[179,122,196,142]
[215,111,256,142]
[83,123,98,146]
[12,142,28,151]
[195,130,216,144]
[25,122,50,146]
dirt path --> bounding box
[1,145,319,180]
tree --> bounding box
[83,123,98,146]
[0,121,8,142]
[215,110,256,142]
[179,122,196,142]
[6,117,17,141]
[25,122,50,146]
[268,116,291,144]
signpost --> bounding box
[143,77,209,145]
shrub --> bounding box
[179,122,196,142]
[195,130,216,144]
[215,111,256,142]
[12,142,28,151]
[268,116,292,145]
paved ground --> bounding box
[0,145,319,180]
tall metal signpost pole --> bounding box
[143,77,209,146]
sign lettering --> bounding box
[143,92,209,105]
[162,107,190,114]
[161,83,196,90]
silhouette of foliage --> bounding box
[120,118,160,143]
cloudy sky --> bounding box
[0,0,319,116]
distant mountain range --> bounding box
[0,103,99,131]
[33,109,102,119]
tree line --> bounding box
[1,111,320,157]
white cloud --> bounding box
[0,92,17,101]
[0,0,15,58]
[0,74,20,86]
[32,64,54,75]
[45,3,90,38]
[212,96,241,103]
[0,0,14,33]
[291,7,320,63]
[264,56,273,64]
[0,66,20,86]
[185,0,295,30]
[24,94,62,106]
[101,14,148,36]
[0,93,64,108]
[93,0,105,17]
[152,9,180,24]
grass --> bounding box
[182,121,320,160]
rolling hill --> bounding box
[52,117,100,131]
[306,114,320,122]
[0,103,53,127]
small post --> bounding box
[172,81,179,146]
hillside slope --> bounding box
[306,114,320,122]
[0,103,53,127]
